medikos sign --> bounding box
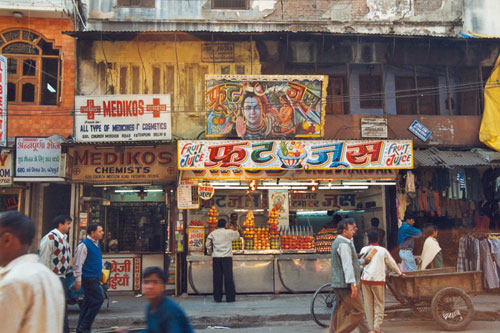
[67,144,177,182]
[74,95,171,142]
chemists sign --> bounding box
[75,95,172,142]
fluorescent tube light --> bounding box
[262,181,318,186]
[212,186,248,189]
[318,186,369,190]
[114,189,139,193]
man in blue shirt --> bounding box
[142,266,193,333]
[73,224,104,333]
[398,212,422,272]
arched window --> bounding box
[0,29,61,105]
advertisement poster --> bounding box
[187,227,205,252]
[178,140,413,170]
[0,55,7,147]
[75,95,171,142]
[0,152,12,186]
[205,75,327,139]
[268,190,289,226]
[67,144,176,182]
[15,137,62,177]
[177,180,200,210]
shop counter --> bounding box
[187,253,331,294]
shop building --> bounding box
[67,0,500,294]
[0,0,76,247]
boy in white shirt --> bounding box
[360,230,404,333]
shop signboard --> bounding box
[103,257,139,291]
[178,140,413,170]
[79,212,88,228]
[201,43,234,62]
[15,137,62,178]
[67,144,176,182]
[205,75,327,139]
[269,190,289,226]
[200,193,264,210]
[74,94,171,142]
[181,169,397,180]
[0,55,7,147]
[198,182,215,200]
[177,180,199,209]
[187,227,205,252]
[0,151,12,186]
[290,192,357,211]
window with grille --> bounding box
[212,0,249,10]
[359,74,382,109]
[1,28,61,105]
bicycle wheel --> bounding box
[310,283,336,328]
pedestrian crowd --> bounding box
[0,212,192,333]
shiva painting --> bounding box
[205,75,327,139]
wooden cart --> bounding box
[386,267,483,331]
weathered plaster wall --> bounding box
[78,40,261,139]
[463,0,500,37]
[83,0,464,37]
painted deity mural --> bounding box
[205,75,327,139]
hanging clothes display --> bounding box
[479,239,500,289]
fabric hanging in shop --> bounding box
[431,168,449,192]
[465,168,483,201]
[479,239,500,289]
[405,171,416,194]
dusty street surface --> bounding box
[194,320,500,332]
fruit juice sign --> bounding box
[178,140,413,170]
[205,75,327,139]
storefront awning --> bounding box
[413,147,500,167]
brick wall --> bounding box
[0,17,75,138]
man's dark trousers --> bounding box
[60,277,69,333]
[212,257,236,302]
[77,277,104,333]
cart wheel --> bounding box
[310,283,336,328]
[431,287,474,331]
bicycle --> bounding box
[310,282,336,328]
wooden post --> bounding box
[381,63,386,115]
[445,66,453,115]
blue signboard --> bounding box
[408,120,432,142]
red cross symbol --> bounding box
[73,168,80,175]
[81,100,101,120]
[146,98,166,118]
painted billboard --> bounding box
[178,140,413,170]
[205,75,327,139]
[75,95,171,142]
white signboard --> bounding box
[15,137,61,177]
[103,257,136,291]
[0,151,12,186]
[75,94,172,142]
[177,180,200,210]
[0,55,7,147]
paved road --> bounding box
[195,320,500,332]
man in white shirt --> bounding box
[0,211,64,333]
[40,215,72,333]
[206,219,241,303]
[360,230,404,333]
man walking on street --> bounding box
[40,215,72,333]
[73,224,104,333]
[360,230,404,333]
[329,219,370,333]
[398,212,422,272]
[206,218,241,303]
[0,211,65,332]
